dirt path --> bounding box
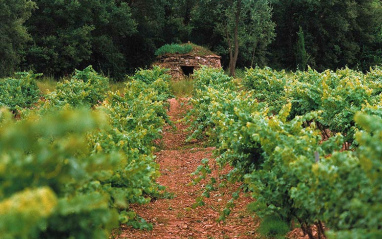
[119,98,259,239]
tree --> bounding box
[23,0,136,79]
[269,0,382,71]
[0,0,36,77]
[359,0,382,69]
[192,0,275,76]
[23,0,195,79]
[296,26,309,71]
[188,0,221,49]
[161,0,195,43]
[239,0,275,68]
[122,0,195,73]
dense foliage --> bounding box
[0,66,172,238]
[45,66,109,108]
[0,72,41,111]
[269,0,382,71]
[192,0,275,76]
[0,108,120,238]
[0,0,36,77]
[23,0,137,79]
[243,67,382,144]
[187,66,382,239]
[1,0,381,79]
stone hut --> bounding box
[154,44,221,80]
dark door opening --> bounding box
[181,66,194,76]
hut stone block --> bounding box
[154,53,221,80]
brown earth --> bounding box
[117,98,260,238]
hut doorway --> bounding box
[181,66,195,76]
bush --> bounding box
[47,66,109,108]
[0,108,120,238]
[129,66,173,101]
[0,72,41,111]
[243,67,289,113]
[188,66,382,239]
[184,66,236,141]
[0,66,174,237]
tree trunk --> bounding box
[229,0,241,77]
[250,40,258,68]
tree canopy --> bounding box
[269,0,382,71]
[0,0,36,77]
[0,0,381,79]
[23,0,136,79]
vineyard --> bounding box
[187,66,382,239]
[1,65,382,238]
[0,66,172,238]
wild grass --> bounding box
[257,215,290,239]
[36,77,58,94]
[155,43,193,56]
[224,68,246,79]
[109,81,126,94]
[169,77,194,98]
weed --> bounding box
[36,77,58,94]
[258,215,289,239]
[170,77,194,97]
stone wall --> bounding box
[155,54,221,80]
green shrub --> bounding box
[0,66,175,237]
[0,187,57,239]
[0,72,41,111]
[87,67,172,224]
[243,67,289,113]
[286,67,374,143]
[129,66,173,102]
[193,66,235,92]
[131,66,170,84]
[0,108,120,238]
[188,66,382,239]
[184,66,236,141]
[47,66,109,107]
[155,43,193,56]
